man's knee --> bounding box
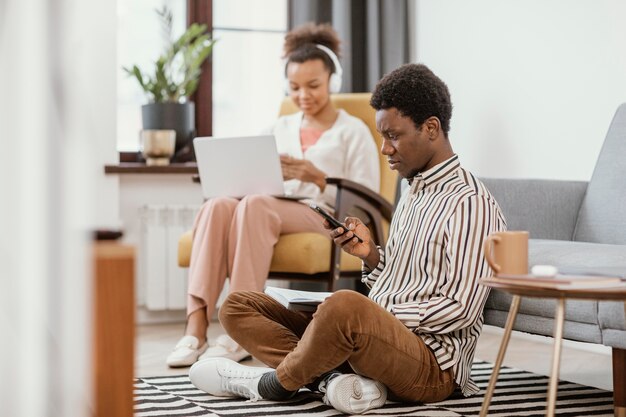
[218,291,252,330]
[316,290,371,322]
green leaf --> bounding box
[120,6,215,103]
[184,79,199,97]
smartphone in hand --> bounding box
[309,203,363,243]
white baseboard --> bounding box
[136,306,224,324]
[136,307,186,324]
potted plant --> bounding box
[123,6,216,161]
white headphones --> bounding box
[284,44,343,94]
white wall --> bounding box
[412,0,626,180]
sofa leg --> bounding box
[614,348,626,417]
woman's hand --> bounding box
[324,217,379,267]
[280,155,326,191]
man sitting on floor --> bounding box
[188,63,507,415]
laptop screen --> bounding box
[193,135,285,199]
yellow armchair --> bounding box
[178,93,397,290]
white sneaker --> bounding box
[189,358,273,401]
[199,334,251,362]
[322,374,387,414]
[166,335,208,368]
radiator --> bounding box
[140,204,200,310]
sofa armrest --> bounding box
[480,178,588,240]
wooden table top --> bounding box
[480,276,626,300]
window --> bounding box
[116,0,187,152]
[212,0,288,136]
[116,0,288,151]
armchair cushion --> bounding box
[178,230,193,267]
[178,230,362,273]
[270,233,362,274]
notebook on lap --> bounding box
[193,135,305,200]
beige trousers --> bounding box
[220,290,456,403]
[187,195,328,319]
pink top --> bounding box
[299,127,324,153]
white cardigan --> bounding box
[269,109,380,212]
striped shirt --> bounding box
[363,155,507,396]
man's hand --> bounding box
[323,216,380,268]
[280,155,326,191]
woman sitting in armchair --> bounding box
[167,22,380,367]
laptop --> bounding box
[194,135,304,200]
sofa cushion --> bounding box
[484,309,603,344]
[598,301,626,349]
[486,289,598,325]
[574,103,626,245]
[598,301,626,330]
[529,239,626,272]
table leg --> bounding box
[546,298,566,417]
[614,348,626,417]
[615,300,626,417]
[479,295,521,417]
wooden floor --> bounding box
[136,321,613,391]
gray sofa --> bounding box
[480,103,626,408]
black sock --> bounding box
[258,371,297,400]
[306,371,341,393]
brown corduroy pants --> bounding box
[219,289,456,403]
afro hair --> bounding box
[370,63,453,136]
[283,23,341,74]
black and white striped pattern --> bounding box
[364,155,507,396]
[134,361,614,416]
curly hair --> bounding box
[370,63,453,136]
[283,23,341,74]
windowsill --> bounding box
[104,162,199,174]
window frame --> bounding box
[188,0,213,137]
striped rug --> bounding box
[134,361,614,416]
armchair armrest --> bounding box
[326,177,394,222]
[190,175,395,222]
[326,177,395,282]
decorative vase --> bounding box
[140,129,176,166]
[141,102,195,161]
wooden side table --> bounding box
[478,278,626,417]
[93,242,135,417]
